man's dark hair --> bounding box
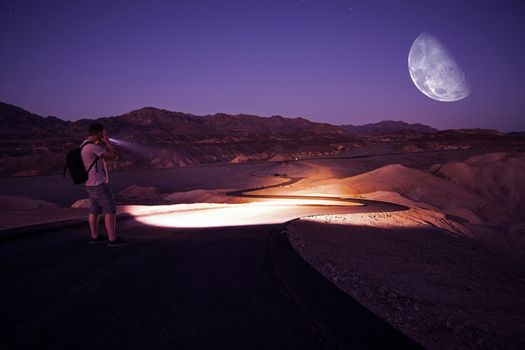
[88,123,104,136]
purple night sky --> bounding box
[1,0,524,131]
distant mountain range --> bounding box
[0,101,447,140]
[0,101,522,176]
[0,102,344,141]
[0,101,446,139]
[341,120,438,135]
[2,102,515,141]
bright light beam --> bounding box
[121,200,363,228]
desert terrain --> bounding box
[2,102,525,349]
[2,148,525,349]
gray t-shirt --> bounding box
[80,140,109,186]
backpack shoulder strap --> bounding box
[80,140,99,173]
[80,141,94,150]
[86,157,99,173]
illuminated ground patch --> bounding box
[120,199,363,228]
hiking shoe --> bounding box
[90,234,109,245]
[107,237,130,247]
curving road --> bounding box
[227,176,409,213]
[0,178,419,350]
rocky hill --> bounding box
[341,120,438,135]
[0,102,72,140]
[0,102,343,141]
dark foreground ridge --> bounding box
[0,217,420,349]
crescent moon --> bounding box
[408,32,470,102]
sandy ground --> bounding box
[276,151,525,349]
[0,195,87,230]
[251,151,525,251]
[287,215,525,350]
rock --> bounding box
[71,198,90,208]
[118,185,161,200]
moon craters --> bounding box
[408,32,470,102]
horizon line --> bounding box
[3,100,524,133]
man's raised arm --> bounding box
[101,132,118,160]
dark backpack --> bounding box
[63,141,99,184]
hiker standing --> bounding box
[81,123,128,247]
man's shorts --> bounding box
[85,183,116,215]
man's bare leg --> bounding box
[88,214,100,239]
[105,213,117,241]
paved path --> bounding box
[1,221,420,350]
[1,179,419,349]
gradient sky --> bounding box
[1,0,524,131]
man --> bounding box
[81,123,128,247]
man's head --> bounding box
[88,123,104,140]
